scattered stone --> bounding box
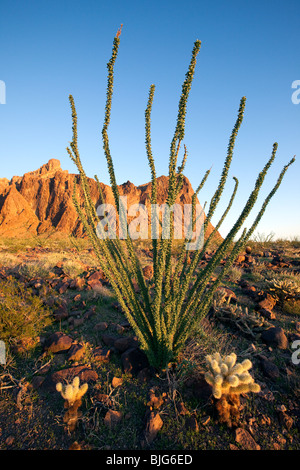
[147,388,165,410]
[114,336,139,353]
[87,278,102,290]
[31,375,45,389]
[142,265,154,280]
[95,322,109,331]
[235,428,260,450]
[95,393,113,407]
[258,293,277,311]
[245,246,252,254]
[101,334,118,348]
[144,410,163,445]
[236,254,246,264]
[112,377,123,388]
[83,306,97,320]
[104,410,123,429]
[185,414,199,432]
[259,308,276,320]
[73,277,86,291]
[58,281,69,294]
[87,271,103,282]
[67,344,85,362]
[245,286,257,299]
[93,347,110,363]
[261,327,289,350]
[263,251,272,257]
[43,332,73,354]
[259,355,280,380]
[121,347,149,376]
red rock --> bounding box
[236,254,246,264]
[114,336,139,353]
[87,278,102,290]
[111,377,123,388]
[258,293,277,311]
[185,414,199,432]
[104,410,123,429]
[121,347,149,376]
[235,428,260,450]
[67,344,85,362]
[144,411,163,445]
[0,159,221,240]
[93,347,110,363]
[261,327,288,349]
[43,332,73,353]
[95,322,108,331]
[142,265,154,280]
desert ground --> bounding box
[0,234,299,451]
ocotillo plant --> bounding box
[67,26,295,370]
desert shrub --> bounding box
[18,260,49,279]
[61,259,86,278]
[67,27,295,369]
[283,299,300,316]
[226,266,243,283]
[0,277,52,344]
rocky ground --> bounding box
[0,236,299,451]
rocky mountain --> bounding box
[0,159,220,240]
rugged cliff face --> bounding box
[0,159,220,240]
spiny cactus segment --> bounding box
[204,352,261,399]
[56,376,88,406]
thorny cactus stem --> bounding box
[56,376,88,407]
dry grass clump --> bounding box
[0,277,52,345]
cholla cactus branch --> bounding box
[204,352,261,399]
[56,376,88,407]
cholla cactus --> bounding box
[56,376,88,407]
[205,352,260,399]
[267,278,300,302]
[213,301,272,336]
[205,352,260,427]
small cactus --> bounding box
[205,352,260,399]
[56,376,88,407]
[267,278,300,302]
[204,352,260,427]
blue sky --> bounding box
[0,0,299,239]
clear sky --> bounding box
[1,0,299,240]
